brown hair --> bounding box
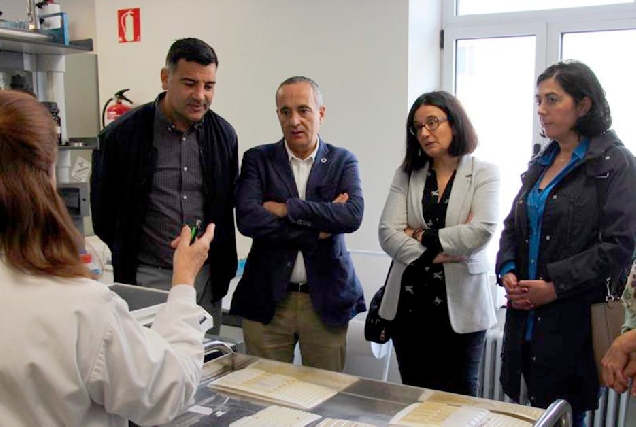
[0,90,90,278]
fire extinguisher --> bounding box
[102,89,134,128]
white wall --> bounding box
[408,0,442,104]
[86,0,439,300]
[5,0,443,301]
[1,1,28,20]
[1,1,95,38]
[57,0,96,41]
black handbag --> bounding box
[364,262,394,344]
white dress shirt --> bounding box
[285,139,319,284]
[0,260,207,427]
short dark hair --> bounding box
[276,76,323,107]
[165,38,218,72]
[401,90,477,174]
[537,60,611,138]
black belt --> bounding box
[287,282,310,293]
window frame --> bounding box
[441,22,547,153]
[440,3,636,274]
[443,8,636,155]
[443,1,636,23]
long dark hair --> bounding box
[0,90,90,278]
[401,91,477,174]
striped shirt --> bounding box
[137,100,205,268]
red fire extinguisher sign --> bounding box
[118,8,141,43]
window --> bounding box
[442,4,636,269]
[456,0,632,16]
[454,36,536,265]
[562,29,636,154]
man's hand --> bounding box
[333,193,349,204]
[602,330,636,394]
[319,193,349,239]
[625,354,636,396]
[170,223,215,286]
[263,201,288,218]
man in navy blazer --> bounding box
[230,76,365,372]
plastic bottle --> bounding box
[41,101,62,145]
[41,0,62,30]
[80,251,103,279]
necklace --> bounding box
[554,154,572,164]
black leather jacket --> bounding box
[496,130,636,411]
[91,93,238,302]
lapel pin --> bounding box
[320,158,327,163]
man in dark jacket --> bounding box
[231,76,365,372]
[91,38,238,335]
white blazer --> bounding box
[378,155,500,333]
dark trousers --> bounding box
[522,343,595,424]
[136,264,222,335]
[392,310,486,396]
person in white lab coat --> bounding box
[0,90,215,426]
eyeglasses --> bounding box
[409,116,448,135]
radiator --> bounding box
[478,327,630,426]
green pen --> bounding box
[189,219,203,244]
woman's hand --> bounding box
[518,280,557,307]
[432,253,465,264]
[170,223,215,286]
[501,272,518,290]
[503,272,533,310]
[404,226,425,242]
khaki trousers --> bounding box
[242,292,348,372]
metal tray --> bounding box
[162,353,571,426]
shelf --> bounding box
[0,27,92,55]
[59,137,99,150]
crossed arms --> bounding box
[236,147,363,249]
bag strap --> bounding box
[594,143,635,299]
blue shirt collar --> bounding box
[537,138,590,166]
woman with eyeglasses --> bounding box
[497,60,636,426]
[0,90,216,426]
[378,90,501,395]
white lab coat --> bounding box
[0,260,207,427]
